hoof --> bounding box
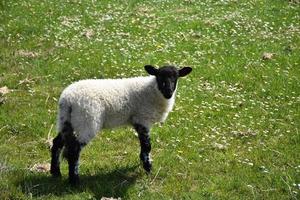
[50,168,62,178]
[69,175,80,186]
[143,162,152,173]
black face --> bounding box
[145,65,192,99]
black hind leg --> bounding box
[50,133,64,177]
[62,122,84,185]
[65,137,83,186]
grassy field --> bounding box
[0,0,300,199]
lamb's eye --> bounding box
[162,82,166,87]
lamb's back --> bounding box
[59,77,156,128]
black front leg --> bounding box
[134,124,152,173]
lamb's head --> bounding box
[145,65,192,99]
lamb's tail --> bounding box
[57,99,72,158]
[57,99,73,159]
[57,99,72,134]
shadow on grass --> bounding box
[18,164,141,199]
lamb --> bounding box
[50,65,192,185]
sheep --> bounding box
[50,65,192,185]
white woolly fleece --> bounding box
[57,76,176,144]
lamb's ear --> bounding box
[179,67,192,77]
[145,65,158,76]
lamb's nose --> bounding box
[164,90,173,99]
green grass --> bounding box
[0,0,299,199]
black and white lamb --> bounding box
[50,65,192,185]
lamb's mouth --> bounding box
[163,92,173,99]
